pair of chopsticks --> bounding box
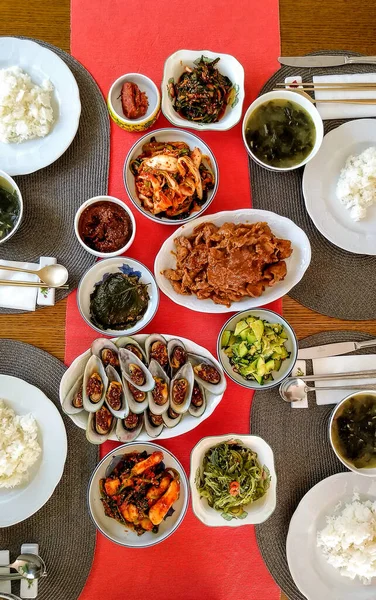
[0,280,69,289]
[274,81,376,104]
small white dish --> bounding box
[190,434,277,527]
[0,37,81,176]
[124,127,219,225]
[77,257,159,336]
[329,390,376,477]
[303,119,376,255]
[217,309,298,390]
[74,195,136,258]
[107,73,161,132]
[161,49,245,132]
[0,169,23,245]
[0,374,67,527]
[286,472,376,600]
[87,441,189,547]
[154,208,311,313]
[242,90,324,171]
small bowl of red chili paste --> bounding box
[75,196,136,258]
[107,73,161,132]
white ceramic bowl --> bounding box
[0,170,23,245]
[190,434,277,527]
[161,49,245,132]
[217,309,298,390]
[155,208,312,313]
[329,391,376,477]
[87,441,189,547]
[124,128,219,225]
[107,73,161,132]
[242,90,324,171]
[74,195,136,258]
[77,257,159,336]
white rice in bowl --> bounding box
[336,146,376,221]
[0,399,41,488]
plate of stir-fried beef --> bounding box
[154,209,311,313]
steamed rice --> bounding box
[336,147,376,221]
[0,399,41,488]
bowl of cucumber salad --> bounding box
[217,309,298,390]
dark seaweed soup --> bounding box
[332,393,376,469]
[0,176,20,241]
[245,99,316,168]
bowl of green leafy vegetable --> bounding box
[217,308,297,390]
[190,435,276,527]
[0,169,23,245]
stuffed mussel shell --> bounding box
[145,334,169,372]
[167,338,188,377]
[91,338,120,370]
[123,379,149,414]
[144,408,164,438]
[115,336,147,364]
[162,406,183,428]
[188,352,226,395]
[83,355,108,413]
[119,348,155,392]
[116,411,143,442]
[189,381,207,417]
[105,365,129,419]
[169,361,194,415]
[86,405,115,444]
[148,359,170,415]
[62,376,84,415]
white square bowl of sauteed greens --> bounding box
[190,435,276,527]
[161,49,245,132]
[217,308,298,390]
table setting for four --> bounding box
[0,5,376,599]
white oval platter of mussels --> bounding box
[59,334,226,444]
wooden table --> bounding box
[1,2,376,598]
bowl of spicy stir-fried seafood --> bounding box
[124,128,218,224]
[161,50,245,131]
[88,442,189,547]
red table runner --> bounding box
[67,1,281,598]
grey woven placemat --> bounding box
[249,51,376,321]
[0,340,98,600]
[0,37,110,313]
[251,330,376,600]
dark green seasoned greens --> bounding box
[0,182,20,241]
[196,440,270,520]
[90,273,149,331]
[170,56,233,123]
[245,99,316,168]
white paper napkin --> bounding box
[313,73,376,120]
[0,260,39,311]
[312,355,376,405]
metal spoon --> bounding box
[0,264,68,287]
[0,554,47,581]
[279,377,376,403]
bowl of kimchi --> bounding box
[123,128,219,225]
[87,442,189,547]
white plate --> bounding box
[59,334,225,441]
[161,49,245,132]
[123,128,219,225]
[88,441,189,547]
[286,472,376,600]
[154,209,311,313]
[77,257,159,336]
[190,434,276,527]
[303,119,376,255]
[0,37,81,175]
[0,374,67,527]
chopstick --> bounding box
[0,280,69,289]
[276,82,376,88]
[272,89,376,103]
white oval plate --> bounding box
[0,37,81,175]
[59,334,225,441]
[123,128,219,225]
[88,441,189,547]
[303,119,376,255]
[154,209,311,313]
[0,374,67,527]
[286,472,376,600]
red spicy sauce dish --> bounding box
[121,82,149,120]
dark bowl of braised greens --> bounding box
[190,434,277,527]
[77,257,159,336]
[0,170,23,245]
[242,90,323,171]
[161,50,245,131]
